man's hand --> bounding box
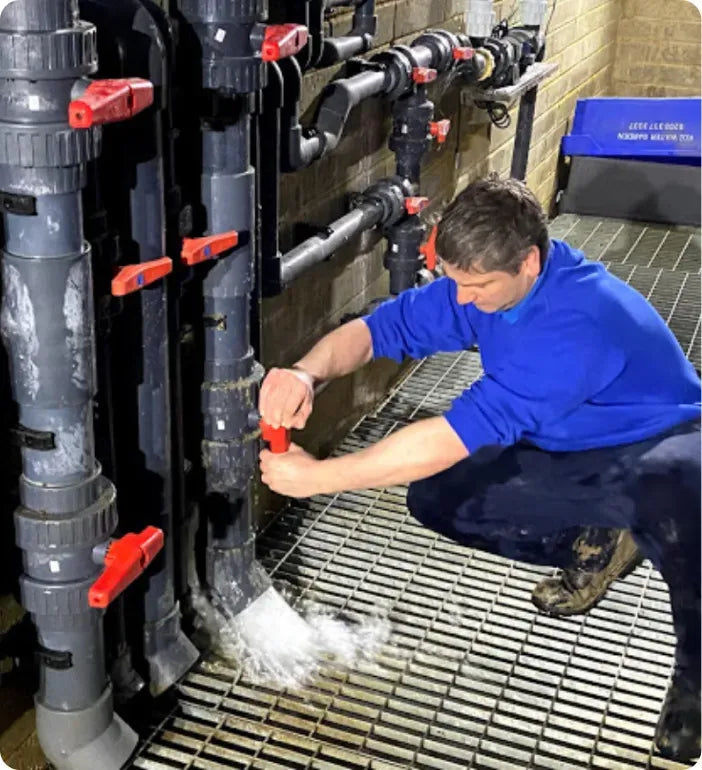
[260,443,326,498]
[259,367,315,430]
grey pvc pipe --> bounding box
[280,200,384,285]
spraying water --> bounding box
[192,584,391,689]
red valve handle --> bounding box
[260,420,291,453]
[181,231,239,266]
[111,257,173,297]
[412,67,437,84]
[429,119,451,144]
[262,24,309,62]
[420,223,438,271]
[453,47,475,61]
[88,526,164,609]
[404,196,430,216]
[69,78,154,129]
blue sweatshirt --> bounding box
[364,239,701,454]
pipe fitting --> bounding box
[411,29,460,73]
[361,176,412,226]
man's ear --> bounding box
[523,245,541,278]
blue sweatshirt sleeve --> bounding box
[363,278,475,362]
[445,312,626,452]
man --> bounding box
[259,177,701,763]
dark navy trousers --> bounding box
[407,419,701,679]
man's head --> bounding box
[436,177,550,312]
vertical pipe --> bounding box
[178,0,271,613]
[117,1,199,694]
[130,114,199,695]
[200,113,268,609]
[0,1,136,767]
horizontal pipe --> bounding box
[280,201,383,285]
[321,35,368,63]
[317,68,387,154]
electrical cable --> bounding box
[474,99,511,128]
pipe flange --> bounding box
[0,164,88,196]
[180,0,265,23]
[202,57,265,95]
[0,0,75,34]
[0,22,98,80]
[15,478,118,552]
[412,29,457,72]
[20,575,96,625]
[363,176,411,226]
[205,349,260,382]
[0,122,101,169]
[19,465,105,515]
[371,47,414,101]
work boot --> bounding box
[655,669,701,763]
[531,528,642,616]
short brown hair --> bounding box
[436,176,550,274]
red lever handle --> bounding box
[404,196,430,216]
[181,231,239,266]
[412,67,437,84]
[429,119,451,144]
[262,24,309,62]
[260,420,291,453]
[453,47,475,61]
[111,257,173,296]
[89,526,164,609]
[420,223,438,271]
[69,78,154,129]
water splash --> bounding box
[192,585,391,689]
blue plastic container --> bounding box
[561,97,701,165]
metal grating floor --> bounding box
[132,217,699,770]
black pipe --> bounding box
[315,68,388,153]
[282,31,459,171]
[320,0,376,66]
[279,57,324,171]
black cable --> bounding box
[475,99,511,128]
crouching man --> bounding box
[259,177,701,763]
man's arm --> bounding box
[294,318,373,383]
[259,319,372,429]
[259,416,468,498]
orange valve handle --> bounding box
[453,46,475,61]
[181,231,239,266]
[429,119,451,144]
[420,223,438,271]
[412,67,437,84]
[404,196,430,216]
[69,78,153,129]
[262,24,309,62]
[260,420,291,453]
[88,526,164,609]
[111,257,172,296]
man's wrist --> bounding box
[291,364,317,392]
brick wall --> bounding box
[260,0,621,467]
[611,0,701,97]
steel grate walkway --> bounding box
[132,217,699,770]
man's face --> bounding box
[441,246,541,313]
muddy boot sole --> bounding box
[531,532,643,617]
